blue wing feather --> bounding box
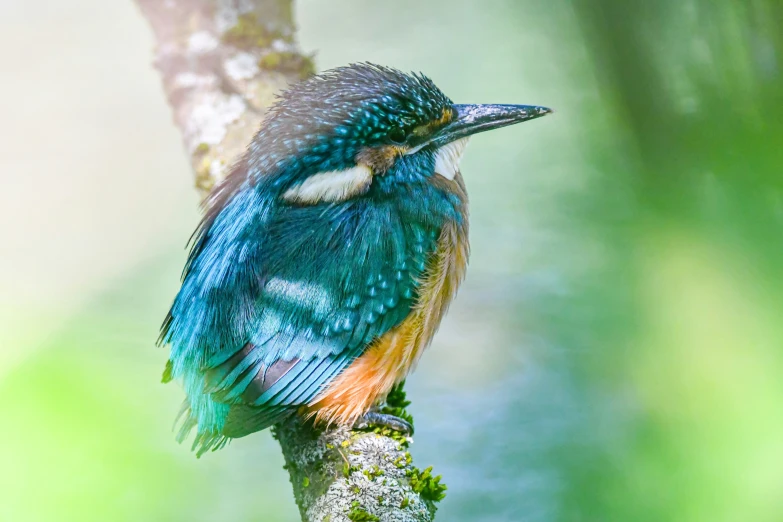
[162,170,454,453]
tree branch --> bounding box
[274,387,444,522]
[136,0,309,196]
[136,1,443,520]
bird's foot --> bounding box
[354,411,414,436]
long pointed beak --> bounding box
[430,104,553,147]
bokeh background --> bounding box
[2,1,782,521]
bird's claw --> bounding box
[354,411,414,436]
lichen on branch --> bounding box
[135,0,313,196]
[274,382,444,522]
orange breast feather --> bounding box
[308,214,469,427]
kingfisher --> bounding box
[160,63,551,455]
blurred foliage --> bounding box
[556,1,783,521]
[2,0,782,521]
[0,254,298,522]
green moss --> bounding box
[380,381,414,427]
[407,466,447,503]
[298,54,316,78]
[258,51,281,69]
[342,462,360,478]
[362,465,384,480]
[377,426,411,447]
[258,51,316,79]
[195,157,215,194]
[346,501,379,522]
[385,381,411,410]
[392,452,413,469]
[222,13,272,49]
[357,425,410,447]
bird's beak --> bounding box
[430,104,553,147]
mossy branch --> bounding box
[136,1,444,520]
[274,383,444,521]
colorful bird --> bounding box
[159,63,551,455]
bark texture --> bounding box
[136,0,306,196]
[136,1,441,520]
[274,417,440,522]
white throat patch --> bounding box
[433,137,470,180]
[283,164,373,204]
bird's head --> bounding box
[223,63,552,207]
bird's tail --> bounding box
[173,400,293,457]
[173,401,231,457]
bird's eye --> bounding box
[387,128,407,144]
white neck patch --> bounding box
[433,137,470,180]
[283,164,373,204]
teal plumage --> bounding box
[159,63,551,455]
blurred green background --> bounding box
[1,1,782,521]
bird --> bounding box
[159,63,551,455]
